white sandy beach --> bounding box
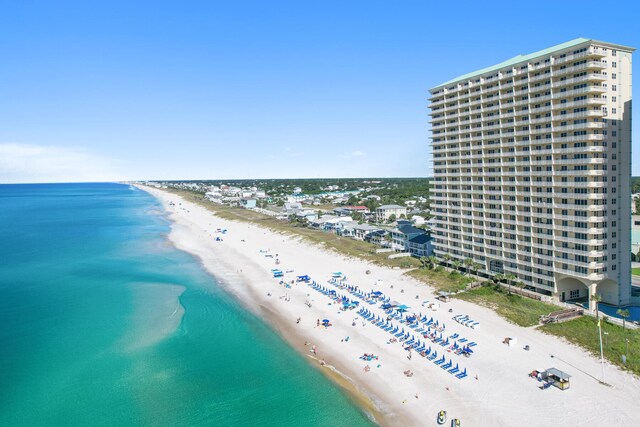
[140,185,640,427]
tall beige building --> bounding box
[429,38,634,307]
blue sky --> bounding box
[0,0,638,182]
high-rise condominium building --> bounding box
[429,38,634,307]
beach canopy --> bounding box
[371,291,383,296]
[331,272,343,276]
[389,300,401,307]
[322,319,330,323]
[546,368,571,380]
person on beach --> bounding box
[296,317,301,324]
[317,319,320,327]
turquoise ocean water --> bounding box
[0,183,373,426]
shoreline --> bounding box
[138,184,640,427]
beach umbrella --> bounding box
[322,319,330,323]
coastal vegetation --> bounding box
[453,286,558,328]
[541,316,640,376]
[406,265,472,293]
[167,188,421,269]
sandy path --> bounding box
[140,185,640,427]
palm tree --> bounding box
[472,262,483,276]
[451,259,462,273]
[427,255,438,270]
[443,254,452,267]
[419,256,429,269]
[464,258,473,275]
[504,273,517,295]
[591,293,602,319]
[492,273,505,289]
[617,308,631,331]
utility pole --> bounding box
[597,318,606,384]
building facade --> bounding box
[429,38,633,307]
[375,205,408,223]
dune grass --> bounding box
[540,316,640,376]
[164,189,421,270]
[405,268,473,294]
[453,286,558,327]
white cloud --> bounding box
[338,150,366,159]
[0,143,124,183]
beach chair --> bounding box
[456,368,468,379]
[458,338,468,343]
[442,359,452,369]
[468,342,477,347]
[448,363,459,374]
[434,356,446,366]
[428,351,437,361]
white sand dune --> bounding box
[140,185,640,427]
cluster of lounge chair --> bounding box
[453,314,480,329]
[305,273,475,380]
[306,280,360,309]
[357,307,470,379]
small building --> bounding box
[543,368,571,390]
[240,198,257,209]
[390,225,427,252]
[353,224,383,241]
[375,205,407,223]
[407,233,434,258]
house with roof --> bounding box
[352,224,384,241]
[240,198,257,209]
[390,225,427,252]
[345,205,370,214]
[310,215,337,230]
[336,222,357,238]
[324,217,356,233]
[365,230,390,247]
[375,205,407,223]
[295,209,318,222]
[407,234,434,258]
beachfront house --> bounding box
[353,224,383,241]
[407,234,434,258]
[310,215,337,230]
[375,205,407,223]
[295,210,318,222]
[283,202,303,215]
[365,230,390,248]
[337,222,356,238]
[324,217,356,233]
[240,198,257,209]
[390,224,426,252]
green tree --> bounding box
[388,214,397,223]
[617,308,631,331]
[419,256,429,269]
[492,273,505,288]
[463,258,474,275]
[443,254,452,266]
[347,195,359,205]
[504,273,517,295]
[591,293,602,319]
[427,255,438,270]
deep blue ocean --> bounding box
[0,183,373,426]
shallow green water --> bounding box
[0,183,374,426]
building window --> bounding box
[570,289,580,299]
